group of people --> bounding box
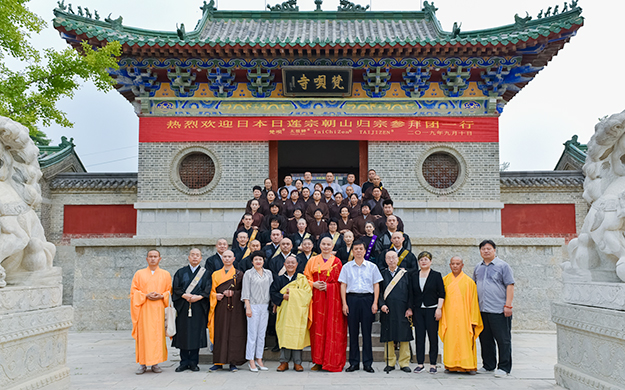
[129,170,515,378]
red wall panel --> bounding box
[63,205,137,235]
[501,204,576,235]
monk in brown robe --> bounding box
[208,250,247,371]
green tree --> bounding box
[0,0,121,145]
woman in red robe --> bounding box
[304,236,347,372]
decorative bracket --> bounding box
[440,65,470,98]
[247,66,276,98]
[207,68,236,98]
[362,66,391,98]
[401,66,431,98]
[110,67,158,97]
[168,66,198,97]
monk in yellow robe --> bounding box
[130,249,171,374]
[439,256,483,374]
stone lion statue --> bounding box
[0,116,55,287]
[565,110,625,283]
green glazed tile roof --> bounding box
[52,6,583,49]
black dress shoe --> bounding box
[384,365,395,373]
[189,365,200,372]
[175,365,188,372]
[345,365,359,372]
[271,345,280,352]
[364,366,375,373]
[401,366,412,373]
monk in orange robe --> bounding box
[304,236,347,372]
[130,249,172,374]
[439,256,483,374]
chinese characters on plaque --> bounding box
[282,66,353,97]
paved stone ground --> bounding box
[68,331,563,389]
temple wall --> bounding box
[137,141,268,202]
[63,236,563,331]
[500,186,588,234]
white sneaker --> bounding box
[494,369,509,378]
[477,367,494,374]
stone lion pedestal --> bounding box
[0,116,74,389]
[0,268,73,390]
[553,110,625,389]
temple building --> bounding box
[46,1,584,333]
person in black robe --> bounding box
[367,188,386,216]
[245,186,264,214]
[295,238,316,273]
[328,192,344,220]
[290,217,310,253]
[261,203,287,232]
[375,215,412,255]
[374,199,405,233]
[378,232,417,272]
[231,231,249,263]
[378,251,414,373]
[258,217,281,247]
[318,219,345,254]
[262,228,284,261]
[172,248,212,372]
[267,238,294,279]
[335,231,355,264]
[235,239,261,272]
[205,238,229,276]
[233,214,257,246]
[286,208,304,236]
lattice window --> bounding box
[178,153,215,189]
[422,153,459,189]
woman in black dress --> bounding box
[409,251,445,374]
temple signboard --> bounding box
[282,66,352,97]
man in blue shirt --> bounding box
[473,240,515,378]
[339,239,383,373]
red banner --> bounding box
[139,116,498,142]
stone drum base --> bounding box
[552,302,625,389]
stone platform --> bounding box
[552,302,625,389]
[0,275,74,390]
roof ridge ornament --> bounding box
[315,0,323,12]
[105,13,124,31]
[267,0,299,12]
[201,0,217,17]
[422,1,438,14]
[337,0,370,12]
[514,12,532,28]
[537,1,579,19]
[451,22,461,38]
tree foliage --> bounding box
[0,0,121,145]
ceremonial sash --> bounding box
[185,267,206,317]
[390,244,410,266]
[272,247,282,258]
[383,268,407,300]
[364,235,377,261]
[243,229,258,258]
[347,247,354,262]
[331,233,340,247]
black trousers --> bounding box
[479,312,512,373]
[180,349,199,367]
[414,307,438,365]
[346,293,375,368]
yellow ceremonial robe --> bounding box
[130,267,171,366]
[439,272,483,371]
[276,274,313,350]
